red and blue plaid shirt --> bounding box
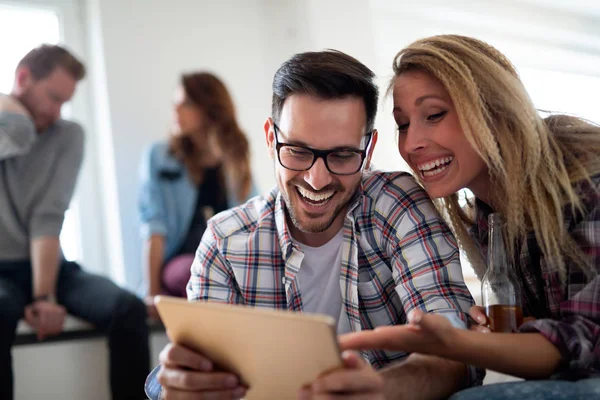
[187,171,478,376]
[470,174,600,379]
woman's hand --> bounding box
[339,310,459,357]
[468,306,491,333]
[469,305,534,333]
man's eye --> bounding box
[330,152,356,161]
[287,148,311,156]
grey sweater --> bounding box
[0,111,84,261]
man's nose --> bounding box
[303,157,333,191]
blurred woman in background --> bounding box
[138,72,255,317]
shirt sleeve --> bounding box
[186,220,242,304]
[29,122,84,238]
[379,175,474,322]
[377,174,484,386]
[519,188,600,375]
[138,143,168,238]
[0,111,37,160]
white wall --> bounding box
[82,0,311,292]
[79,0,600,291]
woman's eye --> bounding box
[427,111,447,121]
[397,123,409,133]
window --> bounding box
[0,4,81,261]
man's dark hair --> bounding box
[16,44,86,81]
[272,50,378,131]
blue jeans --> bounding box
[450,379,600,400]
[0,260,150,400]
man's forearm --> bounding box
[380,354,467,400]
[31,237,61,298]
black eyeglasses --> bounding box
[273,123,373,176]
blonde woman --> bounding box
[341,35,600,398]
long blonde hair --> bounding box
[391,34,600,280]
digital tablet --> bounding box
[154,296,343,399]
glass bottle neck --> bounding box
[488,213,509,273]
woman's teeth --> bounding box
[297,186,334,203]
[418,157,453,177]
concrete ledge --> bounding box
[15,315,165,346]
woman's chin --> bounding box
[423,182,456,199]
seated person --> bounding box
[0,45,149,400]
[138,72,256,314]
[341,34,600,399]
[146,49,481,400]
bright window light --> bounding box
[0,4,81,261]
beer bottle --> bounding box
[481,213,523,332]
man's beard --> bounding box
[281,178,352,233]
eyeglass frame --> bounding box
[272,123,374,176]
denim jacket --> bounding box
[137,140,257,262]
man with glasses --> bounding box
[147,50,480,400]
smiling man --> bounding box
[147,50,481,400]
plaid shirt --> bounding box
[470,174,600,379]
[187,171,477,374]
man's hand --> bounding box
[0,94,30,117]
[157,343,246,400]
[298,351,384,400]
[24,299,66,341]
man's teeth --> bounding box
[297,186,334,202]
[418,157,453,172]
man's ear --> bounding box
[364,129,378,170]
[264,117,276,160]
[14,67,33,93]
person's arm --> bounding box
[339,310,563,380]
[449,329,561,379]
[31,237,61,298]
[380,175,474,327]
[138,143,169,299]
[380,354,467,400]
[28,122,84,289]
[144,235,165,296]
[0,94,36,160]
[23,124,83,339]
[377,174,480,390]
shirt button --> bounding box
[281,277,286,285]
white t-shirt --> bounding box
[294,229,352,334]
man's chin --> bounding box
[293,215,335,233]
